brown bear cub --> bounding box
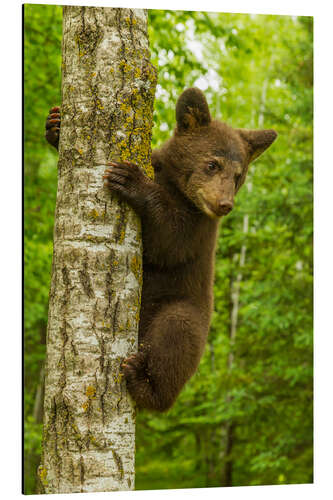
[45,88,277,412]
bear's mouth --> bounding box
[197,191,220,219]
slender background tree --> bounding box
[37,6,156,493]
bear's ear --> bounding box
[237,128,277,163]
[176,88,212,132]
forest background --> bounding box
[24,4,313,494]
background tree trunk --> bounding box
[38,6,156,493]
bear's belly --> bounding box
[138,259,214,341]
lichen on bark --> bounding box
[39,6,156,493]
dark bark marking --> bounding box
[112,298,120,334]
[107,106,117,160]
[75,7,104,168]
[59,261,71,394]
[79,259,95,298]
[47,396,62,488]
[79,455,85,491]
[59,321,69,390]
[92,299,98,331]
[60,397,70,452]
[70,339,78,373]
[78,6,102,59]
[113,201,127,243]
[105,271,113,308]
[111,448,124,480]
[129,10,135,48]
[116,376,123,416]
[62,265,71,300]
[98,334,106,373]
[103,202,107,223]
[128,93,137,156]
[115,9,126,91]
[70,458,75,486]
[100,358,111,425]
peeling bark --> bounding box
[39,6,156,493]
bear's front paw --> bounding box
[45,106,61,149]
[103,161,149,210]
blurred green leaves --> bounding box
[24,4,62,494]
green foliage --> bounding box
[24,417,43,495]
[24,5,312,493]
[23,4,62,494]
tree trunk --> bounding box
[38,6,156,493]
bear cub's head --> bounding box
[152,88,277,218]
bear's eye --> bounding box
[207,161,219,173]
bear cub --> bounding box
[45,88,277,412]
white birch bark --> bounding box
[38,6,156,493]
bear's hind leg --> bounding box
[122,301,205,412]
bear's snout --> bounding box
[217,199,233,216]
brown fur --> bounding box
[45,88,277,412]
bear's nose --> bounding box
[218,200,233,215]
